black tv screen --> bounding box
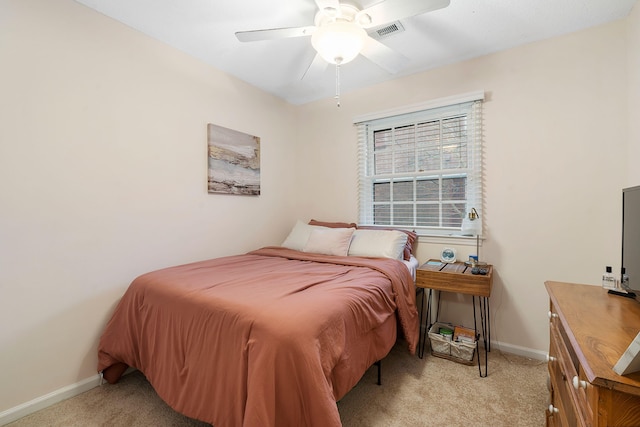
[622,185,640,299]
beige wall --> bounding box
[296,18,635,355]
[0,0,297,412]
[2,0,639,418]
[629,2,640,186]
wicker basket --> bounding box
[428,322,476,364]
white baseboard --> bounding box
[489,340,548,361]
[0,374,102,426]
[0,368,139,426]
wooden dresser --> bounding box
[545,281,640,426]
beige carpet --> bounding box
[7,343,547,426]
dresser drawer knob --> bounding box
[548,311,558,319]
[572,375,588,389]
[548,404,559,414]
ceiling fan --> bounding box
[235,0,451,80]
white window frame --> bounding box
[354,91,484,237]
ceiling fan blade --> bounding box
[360,37,410,74]
[302,53,328,80]
[236,26,316,42]
[314,0,340,15]
[358,0,450,28]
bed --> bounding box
[97,222,419,427]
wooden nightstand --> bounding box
[416,259,493,377]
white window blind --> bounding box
[356,96,483,236]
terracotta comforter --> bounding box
[97,247,418,426]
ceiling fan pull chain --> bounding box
[335,62,341,107]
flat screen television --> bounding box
[621,185,640,300]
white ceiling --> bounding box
[74,0,636,105]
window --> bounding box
[355,93,484,236]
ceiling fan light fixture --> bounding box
[311,21,367,65]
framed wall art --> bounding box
[207,123,260,196]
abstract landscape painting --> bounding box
[207,124,260,195]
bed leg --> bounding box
[375,360,381,385]
[102,362,128,384]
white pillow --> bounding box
[348,229,408,260]
[281,220,323,251]
[303,227,355,256]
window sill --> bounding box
[415,234,484,247]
